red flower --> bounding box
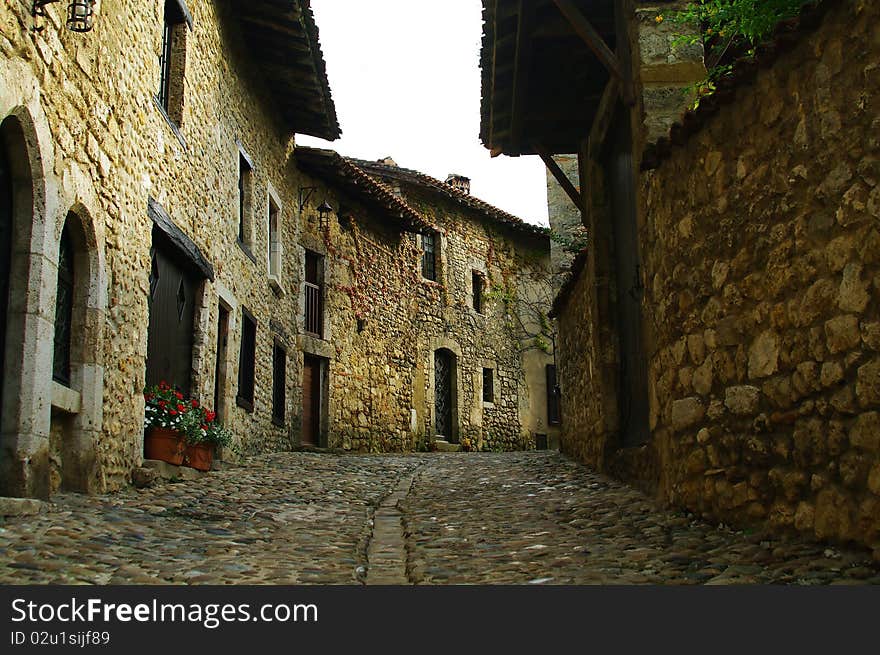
[144,393,154,401]
[177,403,186,412]
[201,425,208,431]
[169,409,178,416]
[175,391,183,400]
[158,400,166,408]
[159,381,169,390]
[191,399,199,408]
[206,411,216,422]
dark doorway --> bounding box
[603,112,650,447]
[0,142,11,426]
[214,304,229,420]
[302,355,324,447]
[434,349,455,440]
[146,241,197,396]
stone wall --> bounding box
[555,1,880,555]
[297,171,558,452]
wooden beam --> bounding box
[536,145,585,214]
[578,139,591,226]
[551,0,622,82]
[588,78,620,159]
[509,0,536,153]
[613,0,636,106]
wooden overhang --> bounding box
[236,0,340,141]
[479,0,621,158]
[351,158,551,241]
[295,148,432,233]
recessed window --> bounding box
[268,194,281,280]
[272,341,286,425]
[237,152,253,246]
[157,0,188,126]
[237,308,256,412]
[547,364,561,426]
[482,368,494,404]
[304,250,324,338]
[472,271,484,313]
[421,232,437,281]
[53,223,75,386]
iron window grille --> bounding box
[304,251,324,338]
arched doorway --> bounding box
[434,348,457,442]
[0,141,11,429]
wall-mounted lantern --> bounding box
[317,201,334,229]
[32,0,96,33]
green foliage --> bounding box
[662,0,806,104]
[548,227,588,255]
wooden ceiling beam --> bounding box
[551,0,622,82]
[536,144,585,214]
[587,77,621,158]
[509,0,536,153]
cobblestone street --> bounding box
[1,452,878,585]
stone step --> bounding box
[432,440,462,453]
[0,497,49,517]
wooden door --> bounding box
[434,349,453,438]
[302,355,322,446]
[146,244,197,396]
[0,144,11,423]
[604,113,649,447]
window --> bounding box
[421,232,436,281]
[272,341,286,425]
[238,152,253,246]
[53,223,74,386]
[237,309,256,411]
[547,364,561,425]
[304,250,324,338]
[268,194,281,280]
[482,368,494,404]
[157,0,188,125]
[472,271,484,313]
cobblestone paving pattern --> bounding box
[1,452,878,585]
[402,452,880,585]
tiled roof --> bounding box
[295,148,431,232]
[350,158,550,239]
[641,0,837,171]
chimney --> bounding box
[379,156,397,167]
[445,173,470,195]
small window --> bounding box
[304,250,324,338]
[547,364,561,425]
[268,194,281,279]
[482,368,494,404]
[472,271,484,313]
[237,153,253,246]
[237,309,256,411]
[421,232,437,281]
[53,223,75,386]
[157,1,188,125]
[272,341,286,425]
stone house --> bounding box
[0,0,339,498]
[294,148,559,452]
[480,0,880,556]
[1,0,557,499]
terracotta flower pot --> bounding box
[144,427,186,466]
[184,443,214,472]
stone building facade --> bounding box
[1,0,556,499]
[537,1,880,555]
[0,0,339,498]
[294,150,559,453]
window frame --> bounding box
[472,270,484,313]
[303,250,324,338]
[267,189,282,284]
[156,0,190,127]
[421,231,437,281]
[482,367,494,405]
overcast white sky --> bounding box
[296,0,550,226]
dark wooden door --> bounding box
[302,355,322,446]
[0,144,11,424]
[146,244,197,396]
[434,349,453,438]
[605,114,650,447]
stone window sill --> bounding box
[236,395,254,413]
[268,275,284,297]
[237,239,258,265]
[482,401,495,409]
[51,381,81,414]
[151,95,187,150]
